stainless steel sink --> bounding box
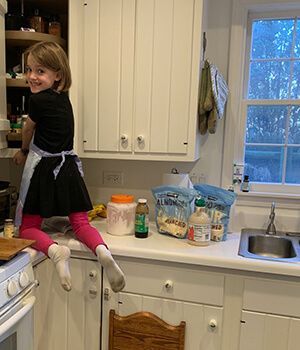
[238,228,300,262]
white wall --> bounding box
[4,0,299,234]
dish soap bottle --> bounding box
[135,199,149,238]
[187,198,211,246]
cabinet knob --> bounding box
[120,134,128,142]
[104,287,111,301]
[137,135,144,143]
[89,270,97,279]
[209,319,217,329]
[164,280,173,290]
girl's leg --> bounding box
[20,214,72,291]
[69,212,125,292]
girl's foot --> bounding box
[48,244,72,291]
[96,245,125,292]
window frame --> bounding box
[222,0,300,196]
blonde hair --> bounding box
[25,41,72,92]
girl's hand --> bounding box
[13,150,28,165]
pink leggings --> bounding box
[19,212,106,256]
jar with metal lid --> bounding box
[4,219,15,238]
[107,194,137,236]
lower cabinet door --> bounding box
[102,282,223,350]
[239,310,300,350]
[34,258,101,350]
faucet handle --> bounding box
[271,202,275,213]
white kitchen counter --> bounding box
[32,219,300,279]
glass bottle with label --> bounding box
[135,199,149,238]
[187,198,211,246]
[4,219,15,238]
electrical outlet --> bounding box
[103,171,123,186]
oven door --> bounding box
[0,284,36,350]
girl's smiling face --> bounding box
[26,54,61,93]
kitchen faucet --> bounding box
[266,202,276,235]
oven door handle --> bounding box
[0,296,36,337]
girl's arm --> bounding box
[13,117,36,165]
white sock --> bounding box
[96,245,125,293]
[48,244,72,292]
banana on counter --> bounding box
[88,203,107,221]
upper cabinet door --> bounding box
[76,0,204,161]
[133,0,194,155]
[82,0,135,153]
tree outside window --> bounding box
[244,17,300,184]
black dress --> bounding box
[23,89,93,218]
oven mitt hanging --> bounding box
[210,64,229,120]
[198,60,229,135]
[198,60,210,135]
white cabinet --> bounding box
[101,257,224,349]
[239,277,300,350]
[33,257,101,350]
[239,311,300,350]
[70,0,205,161]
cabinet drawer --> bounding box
[118,259,224,306]
[243,278,300,318]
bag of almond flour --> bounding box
[152,186,197,238]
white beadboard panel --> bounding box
[239,311,266,350]
[133,0,154,153]
[98,0,122,152]
[119,0,135,152]
[67,259,86,350]
[288,318,300,350]
[240,311,300,350]
[168,0,194,154]
[68,259,101,350]
[263,314,290,350]
[149,0,173,153]
[83,0,100,151]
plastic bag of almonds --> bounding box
[152,186,197,238]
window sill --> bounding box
[235,190,300,209]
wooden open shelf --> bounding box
[5,30,66,48]
[6,78,29,88]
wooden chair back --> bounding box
[109,309,186,350]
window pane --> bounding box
[251,19,294,59]
[248,61,290,99]
[295,19,300,57]
[246,105,286,143]
[288,105,300,143]
[286,147,300,183]
[291,61,300,99]
[244,145,283,183]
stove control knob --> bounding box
[19,272,29,288]
[7,280,18,297]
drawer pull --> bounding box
[164,280,173,290]
[209,319,217,329]
[89,286,98,297]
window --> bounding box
[243,14,300,189]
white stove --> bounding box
[0,251,36,349]
[0,252,35,309]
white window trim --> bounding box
[221,0,300,198]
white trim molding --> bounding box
[222,0,300,192]
[0,0,7,15]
